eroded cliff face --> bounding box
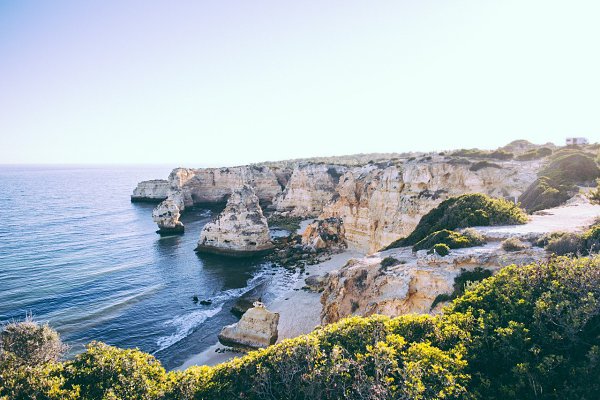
[273,164,346,217]
[168,166,283,205]
[320,157,541,252]
[320,244,547,324]
[131,180,169,202]
[196,185,274,256]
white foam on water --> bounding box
[156,305,223,351]
[154,269,273,352]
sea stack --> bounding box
[196,185,274,256]
[152,198,185,235]
[218,302,279,348]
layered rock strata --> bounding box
[196,185,274,256]
[131,180,169,202]
[319,156,541,252]
[320,243,547,324]
[273,164,346,217]
[151,198,184,234]
[218,302,279,348]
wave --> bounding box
[156,305,223,352]
[154,269,272,352]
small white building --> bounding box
[565,137,589,145]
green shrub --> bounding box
[589,178,600,204]
[448,256,600,399]
[519,151,600,212]
[3,256,600,400]
[0,319,67,367]
[515,147,553,161]
[544,232,582,256]
[431,267,493,309]
[380,256,399,269]
[452,149,514,160]
[63,342,168,400]
[388,194,527,249]
[413,228,485,252]
[429,243,450,256]
[501,237,529,252]
[537,224,600,256]
[469,161,502,172]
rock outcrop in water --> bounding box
[131,179,169,202]
[218,302,279,348]
[152,198,185,234]
[196,185,274,256]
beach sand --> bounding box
[177,249,363,369]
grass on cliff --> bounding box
[412,228,485,252]
[519,149,600,212]
[2,256,600,400]
[386,193,527,250]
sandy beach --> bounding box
[178,248,363,369]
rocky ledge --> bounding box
[131,179,170,202]
[320,243,547,324]
[218,302,279,349]
[196,185,274,256]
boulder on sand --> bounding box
[218,302,279,349]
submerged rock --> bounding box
[218,302,279,348]
[152,198,184,235]
[196,185,274,257]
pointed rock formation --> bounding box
[218,302,279,348]
[152,198,185,235]
[196,185,274,256]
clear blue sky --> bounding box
[1,1,598,166]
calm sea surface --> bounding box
[0,165,296,369]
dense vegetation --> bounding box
[412,228,484,252]
[386,193,527,249]
[515,147,553,161]
[2,256,599,399]
[430,267,492,309]
[451,148,514,160]
[519,149,600,212]
[536,223,600,256]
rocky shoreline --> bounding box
[133,141,600,368]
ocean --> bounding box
[0,165,297,369]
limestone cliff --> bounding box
[319,156,541,252]
[196,185,274,256]
[168,166,283,205]
[273,164,346,217]
[320,243,547,324]
[218,302,279,348]
[131,180,169,202]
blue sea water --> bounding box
[0,165,296,369]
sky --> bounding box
[0,1,599,166]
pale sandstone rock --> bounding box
[131,179,170,202]
[319,158,541,252]
[218,302,279,348]
[320,243,548,324]
[152,198,184,234]
[301,217,346,251]
[168,166,283,205]
[273,164,346,217]
[196,185,274,256]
